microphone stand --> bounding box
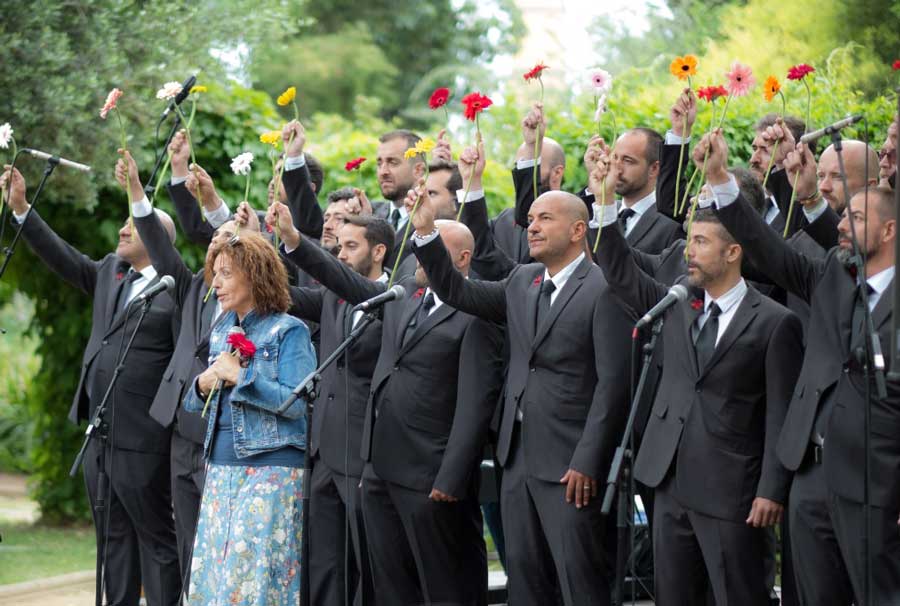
[831,129,885,606]
[68,296,154,606]
[277,310,380,605]
[143,113,182,202]
[0,154,59,282]
[602,318,663,606]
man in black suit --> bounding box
[409,140,633,605]
[2,166,182,606]
[269,204,504,606]
[279,211,394,606]
[591,137,804,605]
[712,129,900,604]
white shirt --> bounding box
[352,273,389,327]
[699,279,749,346]
[169,175,231,227]
[866,267,895,311]
[763,195,780,226]
[620,191,657,236]
[542,252,585,306]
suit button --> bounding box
[695,388,701,393]
[102,340,109,346]
[336,363,344,370]
[815,389,821,397]
[328,395,334,401]
[530,367,536,373]
[393,365,400,371]
[236,426,242,433]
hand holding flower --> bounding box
[583,135,606,175]
[234,201,259,232]
[266,202,299,249]
[458,139,486,193]
[185,165,221,212]
[282,120,306,158]
[761,119,795,170]
[197,367,219,398]
[210,350,241,387]
[407,180,436,237]
[699,130,730,185]
[346,188,373,216]
[168,130,192,178]
[432,129,452,164]
[669,88,697,139]
[115,149,144,202]
[521,102,545,154]
[783,143,818,203]
[0,165,28,214]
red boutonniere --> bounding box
[227,332,257,363]
[532,275,542,286]
[116,271,124,281]
[690,298,703,311]
[338,298,345,305]
[413,288,425,299]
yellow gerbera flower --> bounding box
[190,85,208,94]
[259,130,281,146]
[277,86,297,107]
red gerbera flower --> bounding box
[523,63,548,82]
[893,60,900,71]
[697,85,728,102]
[787,64,815,81]
[428,87,451,110]
[227,333,257,359]
[345,157,366,172]
[461,92,493,122]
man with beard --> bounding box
[374,129,426,268]
[410,137,633,605]
[878,116,897,189]
[268,203,504,605]
[591,133,804,606]
[715,129,900,605]
[281,213,393,606]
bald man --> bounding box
[272,205,504,605]
[2,163,183,606]
[412,187,634,606]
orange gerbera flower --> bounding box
[669,55,698,81]
[763,75,782,102]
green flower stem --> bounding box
[782,170,802,239]
[803,79,812,135]
[532,79,544,209]
[114,108,133,238]
[674,140,687,219]
[716,94,733,131]
[761,137,780,191]
[388,166,430,289]
[244,173,251,206]
[203,284,214,303]
[273,130,297,250]
[2,136,17,214]
[677,166,700,216]
[455,120,481,222]
[153,99,198,205]
[683,147,711,262]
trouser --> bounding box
[84,440,181,606]
[500,424,611,606]
[361,464,486,605]
[308,458,374,606]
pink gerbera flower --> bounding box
[724,62,756,97]
[100,88,123,119]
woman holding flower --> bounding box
[183,232,316,606]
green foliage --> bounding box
[0,288,40,473]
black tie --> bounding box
[618,207,636,234]
[390,208,402,230]
[116,270,143,313]
[694,302,721,371]
[536,279,556,330]
[851,283,875,346]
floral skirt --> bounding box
[188,464,304,605]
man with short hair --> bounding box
[374,129,426,268]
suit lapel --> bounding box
[531,257,590,350]
[681,298,702,376]
[626,207,656,247]
[699,287,760,379]
[105,273,161,338]
[525,268,543,342]
[838,277,858,356]
[105,263,131,331]
[399,302,455,355]
[395,293,423,352]
[851,278,894,350]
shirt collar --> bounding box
[867,266,895,297]
[376,272,389,284]
[133,265,158,282]
[395,204,409,220]
[543,252,585,290]
[704,278,747,315]
[423,287,444,310]
[621,191,656,217]
[764,195,780,224]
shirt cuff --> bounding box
[170,175,188,186]
[284,154,306,171]
[665,130,691,145]
[456,189,484,204]
[203,200,231,228]
[516,158,540,170]
[12,208,29,223]
[803,198,828,222]
[412,229,441,246]
[131,196,153,218]
[710,174,740,208]
[590,203,619,229]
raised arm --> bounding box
[280,120,324,240]
[269,202,385,305]
[513,103,547,229]
[166,131,222,245]
[117,150,194,308]
[1,166,99,295]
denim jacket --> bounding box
[183,309,317,459]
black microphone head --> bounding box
[388,284,406,299]
[669,284,688,301]
[160,275,176,291]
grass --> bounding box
[0,520,95,585]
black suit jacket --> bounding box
[717,195,900,509]
[19,211,178,453]
[285,237,504,498]
[596,225,803,522]
[287,283,383,478]
[134,212,214,445]
[413,237,633,483]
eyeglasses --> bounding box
[878,148,896,163]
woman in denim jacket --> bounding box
[183,232,316,606]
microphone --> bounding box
[159,74,197,120]
[799,115,863,145]
[21,148,92,172]
[351,285,406,312]
[130,275,175,305]
[635,284,688,329]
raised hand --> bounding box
[432,129,452,164]
[458,135,486,192]
[168,130,191,178]
[783,143,818,204]
[583,135,606,175]
[692,129,730,185]
[266,201,299,249]
[0,165,28,214]
[234,201,259,232]
[282,120,306,158]
[115,149,145,201]
[761,118,796,169]
[407,180,435,237]
[521,102,545,153]
[185,165,222,211]
[345,188,373,216]
[669,87,697,139]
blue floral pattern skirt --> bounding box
[188,464,304,605]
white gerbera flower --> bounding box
[156,81,183,101]
[0,123,13,149]
[230,152,254,176]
